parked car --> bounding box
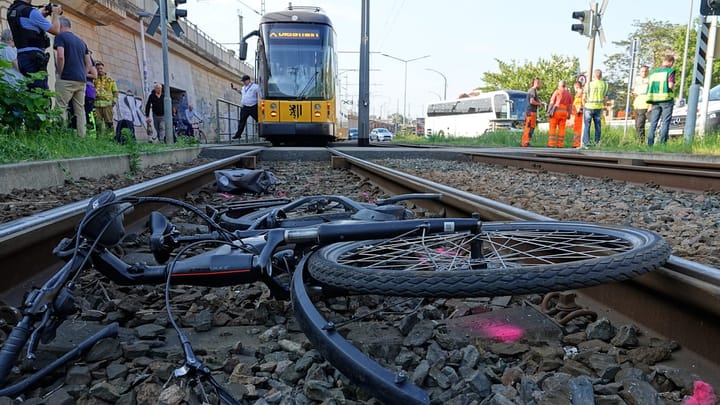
[348,128,358,140]
[670,84,720,136]
[370,128,394,141]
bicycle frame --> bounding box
[0,191,480,403]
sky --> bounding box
[185,0,694,119]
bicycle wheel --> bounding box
[308,221,671,298]
[198,130,208,144]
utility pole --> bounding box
[358,0,370,146]
[679,0,695,104]
[160,0,173,144]
[623,38,639,141]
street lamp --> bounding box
[425,68,447,100]
[380,53,430,126]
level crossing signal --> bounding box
[700,0,720,15]
[571,10,593,37]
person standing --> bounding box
[231,74,259,140]
[521,78,543,147]
[646,55,676,146]
[93,61,118,132]
[547,80,573,148]
[6,0,61,90]
[145,83,166,143]
[0,28,23,87]
[68,53,96,133]
[582,69,608,147]
[53,17,93,137]
[632,65,651,144]
[571,81,584,148]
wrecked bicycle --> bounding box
[0,191,671,404]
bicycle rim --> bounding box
[308,221,671,297]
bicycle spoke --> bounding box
[335,229,635,272]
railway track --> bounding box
[0,147,718,402]
[0,151,260,300]
[466,149,720,191]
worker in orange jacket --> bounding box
[547,80,573,147]
[571,81,584,148]
[521,78,543,147]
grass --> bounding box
[395,126,720,155]
[4,124,719,165]
[0,127,198,165]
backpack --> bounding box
[214,168,278,194]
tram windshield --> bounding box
[261,23,335,100]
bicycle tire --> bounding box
[308,221,671,298]
[198,130,208,144]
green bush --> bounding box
[0,62,63,132]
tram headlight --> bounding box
[314,103,321,118]
[269,103,278,118]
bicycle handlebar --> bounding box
[0,317,32,383]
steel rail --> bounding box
[0,150,262,295]
[467,150,720,191]
[331,149,720,366]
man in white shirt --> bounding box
[231,74,259,140]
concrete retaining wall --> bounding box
[0,148,202,194]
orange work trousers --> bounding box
[572,113,583,147]
[548,107,570,147]
[521,111,537,147]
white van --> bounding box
[669,84,720,136]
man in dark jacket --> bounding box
[6,0,62,90]
[145,83,166,143]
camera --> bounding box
[38,3,62,15]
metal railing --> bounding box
[215,98,259,144]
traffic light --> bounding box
[166,0,187,36]
[571,10,593,37]
[167,0,187,23]
[701,0,720,16]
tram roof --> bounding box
[261,9,333,26]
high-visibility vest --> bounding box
[572,90,583,114]
[646,67,675,103]
[585,79,608,109]
[632,77,650,110]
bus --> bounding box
[239,5,341,145]
[425,90,528,137]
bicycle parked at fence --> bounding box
[174,119,208,144]
[0,191,671,404]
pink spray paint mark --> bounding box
[465,319,525,343]
[683,381,717,405]
[417,248,460,265]
[481,323,525,342]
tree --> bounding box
[477,55,580,115]
[604,19,720,106]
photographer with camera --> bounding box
[6,1,62,90]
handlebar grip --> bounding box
[0,316,32,384]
